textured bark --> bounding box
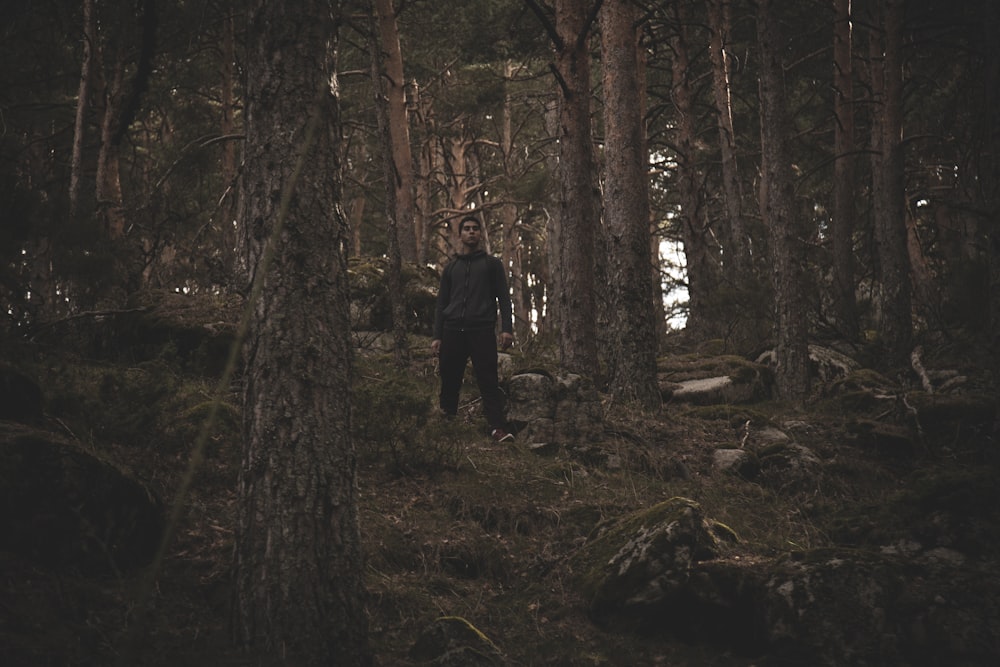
[500,62,529,339]
[706,0,752,282]
[374,0,417,263]
[831,0,859,340]
[369,0,409,364]
[600,0,660,408]
[218,10,239,275]
[707,0,761,351]
[868,0,912,364]
[69,0,95,219]
[756,0,811,401]
[670,2,719,339]
[234,2,371,664]
[95,51,126,240]
[550,0,600,374]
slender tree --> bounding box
[669,0,719,340]
[233,1,371,663]
[868,0,912,363]
[373,0,418,263]
[756,0,811,400]
[706,0,760,350]
[600,0,660,408]
[369,0,410,363]
[831,0,859,339]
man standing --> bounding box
[432,215,515,442]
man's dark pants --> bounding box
[438,327,505,430]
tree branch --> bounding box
[523,0,562,51]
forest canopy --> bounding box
[1,0,998,387]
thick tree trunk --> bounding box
[756,0,811,401]
[551,0,599,374]
[373,0,417,263]
[234,2,371,664]
[601,0,660,408]
[868,0,912,364]
[831,0,859,340]
[670,2,719,340]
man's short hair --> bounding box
[458,215,481,230]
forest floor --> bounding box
[3,326,998,666]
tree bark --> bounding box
[831,0,859,340]
[547,0,600,374]
[670,1,719,340]
[373,0,418,263]
[706,0,752,282]
[756,0,811,400]
[868,0,912,364]
[601,0,660,408]
[70,0,95,219]
[234,2,371,664]
[707,0,761,350]
[218,9,239,279]
[370,0,410,364]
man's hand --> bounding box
[499,332,514,351]
[431,339,441,356]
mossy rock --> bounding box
[571,497,720,628]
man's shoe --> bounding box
[491,428,514,443]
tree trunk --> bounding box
[95,50,127,241]
[373,0,417,263]
[831,0,859,340]
[234,2,371,664]
[601,0,660,408]
[706,0,752,281]
[756,0,811,401]
[70,0,95,219]
[370,0,410,365]
[218,9,239,279]
[868,0,912,364]
[550,0,600,374]
[670,2,719,340]
[707,0,760,351]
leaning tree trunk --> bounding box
[601,0,660,409]
[234,2,371,665]
[756,0,811,401]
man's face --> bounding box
[460,221,481,246]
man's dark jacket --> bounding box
[433,250,513,338]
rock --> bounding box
[572,497,720,631]
[507,371,602,444]
[712,448,758,478]
[756,344,860,384]
[659,354,771,405]
[0,423,164,575]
